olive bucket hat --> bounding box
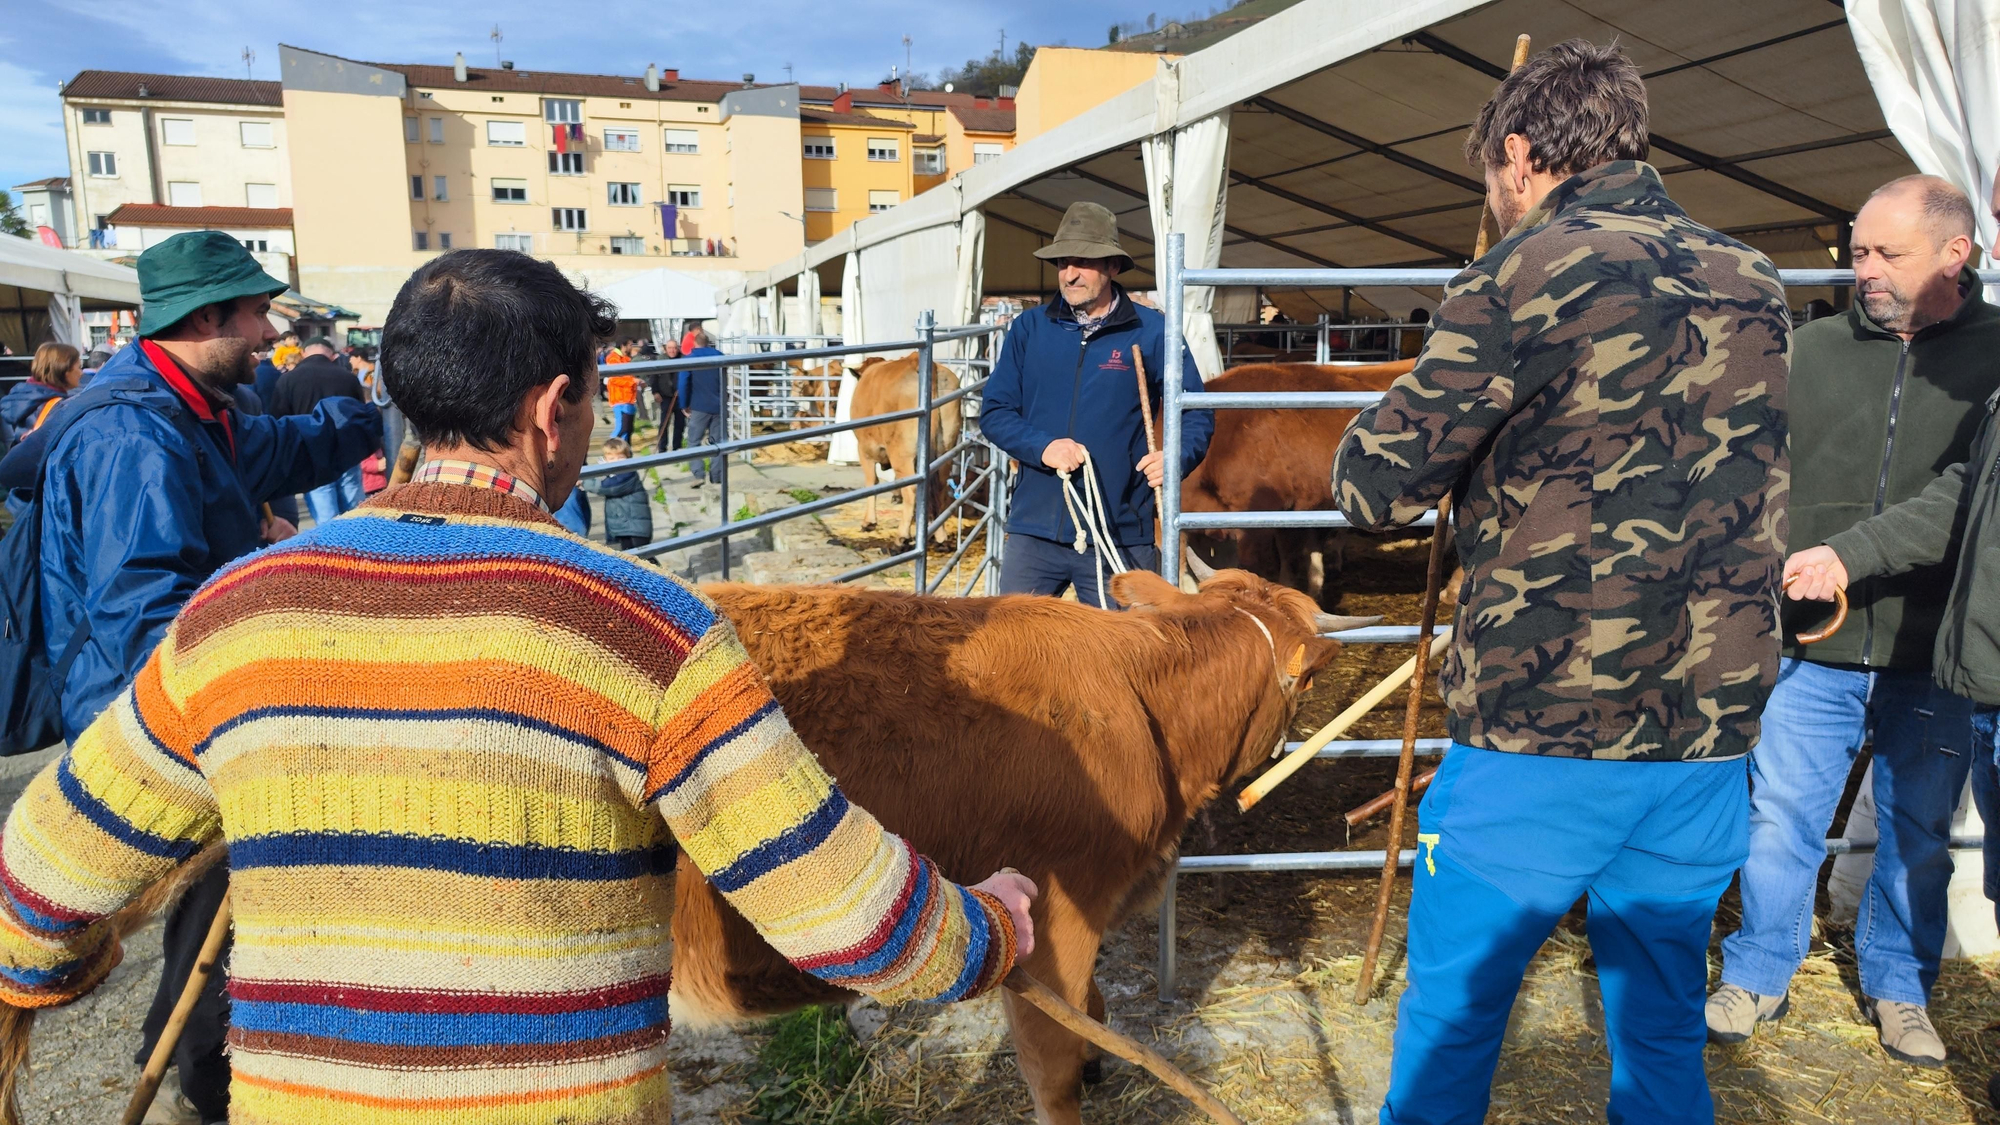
[1032,201,1136,274]
[138,230,290,337]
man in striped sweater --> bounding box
[0,249,1035,1123]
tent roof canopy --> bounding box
[0,236,141,307]
[725,0,1910,319]
[595,267,721,321]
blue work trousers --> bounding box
[1721,659,1976,1005]
[1971,706,2000,916]
[1381,743,1748,1125]
[997,532,1159,610]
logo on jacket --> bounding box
[1099,347,1132,372]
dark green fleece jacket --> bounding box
[1783,272,2000,667]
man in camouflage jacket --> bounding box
[1333,41,1790,1125]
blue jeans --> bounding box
[997,532,1161,610]
[304,464,364,526]
[1382,744,1747,1125]
[1971,706,2000,917]
[610,403,636,442]
[684,410,723,482]
[1721,659,1977,1006]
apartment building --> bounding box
[58,71,292,250]
[797,105,915,244]
[799,83,1018,196]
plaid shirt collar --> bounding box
[411,458,549,512]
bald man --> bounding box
[1709,174,2000,1065]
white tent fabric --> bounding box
[796,268,822,338]
[1143,108,1233,380]
[0,237,140,304]
[949,212,986,356]
[858,222,961,352]
[829,251,864,462]
[46,293,82,346]
[592,268,718,322]
[1849,0,2000,260]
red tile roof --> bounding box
[12,177,70,192]
[950,105,1016,134]
[799,107,916,129]
[106,204,293,229]
[63,71,282,106]
[375,61,756,105]
[913,133,944,144]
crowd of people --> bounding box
[2,36,2000,1125]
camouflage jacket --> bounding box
[1332,162,1792,761]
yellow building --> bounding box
[797,103,914,245]
[279,45,808,324]
[1012,47,1168,145]
[801,83,1017,195]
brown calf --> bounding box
[1181,361,1411,605]
[851,352,962,543]
[672,570,1373,1124]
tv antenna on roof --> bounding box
[490,25,503,68]
[784,61,794,83]
[902,34,912,93]
[241,46,256,80]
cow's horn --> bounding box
[1314,612,1383,634]
[1182,549,1218,584]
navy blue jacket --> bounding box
[980,290,1212,547]
[14,342,381,741]
[0,381,64,447]
[584,469,655,541]
[677,347,724,416]
[252,358,284,407]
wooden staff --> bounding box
[1353,497,1452,1003]
[123,893,232,1125]
[1471,35,1536,260]
[1132,344,1166,550]
[1004,968,1244,1125]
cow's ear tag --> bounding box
[1284,643,1306,679]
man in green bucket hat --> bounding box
[0,229,381,1123]
[979,201,1213,608]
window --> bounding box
[486,120,526,146]
[429,117,444,144]
[666,185,700,208]
[804,187,837,212]
[610,236,645,255]
[439,232,453,249]
[491,177,528,203]
[240,120,273,147]
[866,137,898,162]
[548,151,584,175]
[27,204,47,227]
[803,137,835,160]
[553,207,587,231]
[241,238,268,252]
[245,183,278,208]
[664,128,699,154]
[973,142,1004,164]
[404,117,419,143]
[868,190,899,213]
[87,152,116,177]
[543,99,582,124]
[167,181,202,207]
[82,108,111,125]
[433,175,448,201]
[162,118,196,146]
[608,182,642,206]
[495,233,533,251]
[413,231,429,251]
[914,147,944,175]
[411,175,424,200]
[604,128,640,152]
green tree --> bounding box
[937,42,1035,96]
[1108,24,1121,44]
[0,192,29,239]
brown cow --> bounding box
[785,359,840,429]
[851,352,962,543]
[672,568,1375,1125]
[1181,361,1411,606]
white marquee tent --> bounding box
[0,236,141,352]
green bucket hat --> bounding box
[1033,201,1136,274]
[138,230,290,337]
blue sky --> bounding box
[2,0,1191,195]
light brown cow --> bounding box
[851,352,961,543]
[1181,361,1412,605]
[672,569,1375,1125]
[785,359,840,429]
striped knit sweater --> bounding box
[0,481,1015,1124]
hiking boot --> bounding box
[1705,983,1789,1043]
[1868,998,1946,1067]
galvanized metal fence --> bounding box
[580,312,1009,596]
[719,334,845,439]
[1155,229,2000,997]
[1215,318,1426,366]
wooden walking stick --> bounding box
[1352,497,1452,1004]
[123,891,232,1125]
[1004,968,1244,1125]
[1471,35,1536,260]
[1132,345,1167,550]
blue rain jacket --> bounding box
[980,289,1212,548]
[677,347,724,416]
[0,381,64,447]
[12,342,381,741]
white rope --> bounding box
[1057,449,1131,609]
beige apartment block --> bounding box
[800,83,1016,191]
[59,72,291,251]
[1012,47,1168,144]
